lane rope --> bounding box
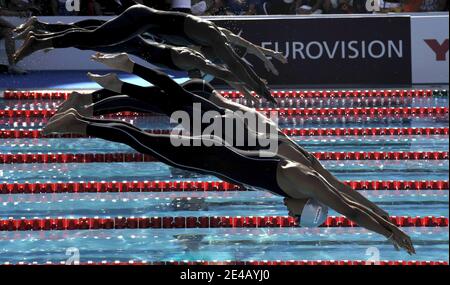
[0,180,448,194]
[2,89,448,100]
[0,151,447,164]
[0,107,448,118]
[0,216,447,231]
[2,96,444,110]
[1,127,448,139]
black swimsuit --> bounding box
[84,67,291,197]
[51,5,198,50]
[86,121,290,197]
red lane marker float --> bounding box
[0,216,447,231]
[0,107,448,118]
[0,151,447,164]
[2,89,447,100]
[1,127,448,139]
[1,180,447,195]
[222,89,449,99]
[5,260,449,266]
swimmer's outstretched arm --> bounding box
[177,53,241,84]
[43,110,275,187]
[203,90,391,218]
[282,163,415,254]
[304,152,390,219]
[218,27,288,75]
[90,95,166,116]
[276,138,391,219]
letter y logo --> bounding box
[424,39,449,61]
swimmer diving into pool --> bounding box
[42,53,416,255]
[12,5,286,103]
[13,16,286,101]
[13,16,286,77]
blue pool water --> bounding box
[0,91,448,264]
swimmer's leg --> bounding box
[14,5,165,62]
[91,88,122,102]
[89,77,214,117]
[15,18,106,39]
[15,17,105,34]
[57,88,141,116]
[89,95,165,116]
[43,110,273,183]
[44,108,142,135]
[87,72,207,116]
[89,56,224,113]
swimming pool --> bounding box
[0,88,448,265]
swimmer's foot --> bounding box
[13,33,52,63]
[57,92,93,117]
[43,109,88,136]
[13,26,50,40]
[13,25,37,40]
[47,107,79,125]
[14,16,38,34]
[91,53,135,73]
[87,72,123,94]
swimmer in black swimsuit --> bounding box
[46,53,415,254]
[13,5,287,103]
[13,21,261,99]
[80,53,392,220]
[43,107,415,255]
[0,14,26,74]
[67,78,218,117]
[15,16,286,77]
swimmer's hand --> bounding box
[91,52,134,73]
[270,51,288,64]
[262,56,279,76]
[388,227,416,255]
[257,82,277,105]
[258,47,288,65]
[226,81,259,105]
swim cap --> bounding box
[299,199,328,227]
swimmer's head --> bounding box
[284,198,328,227]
